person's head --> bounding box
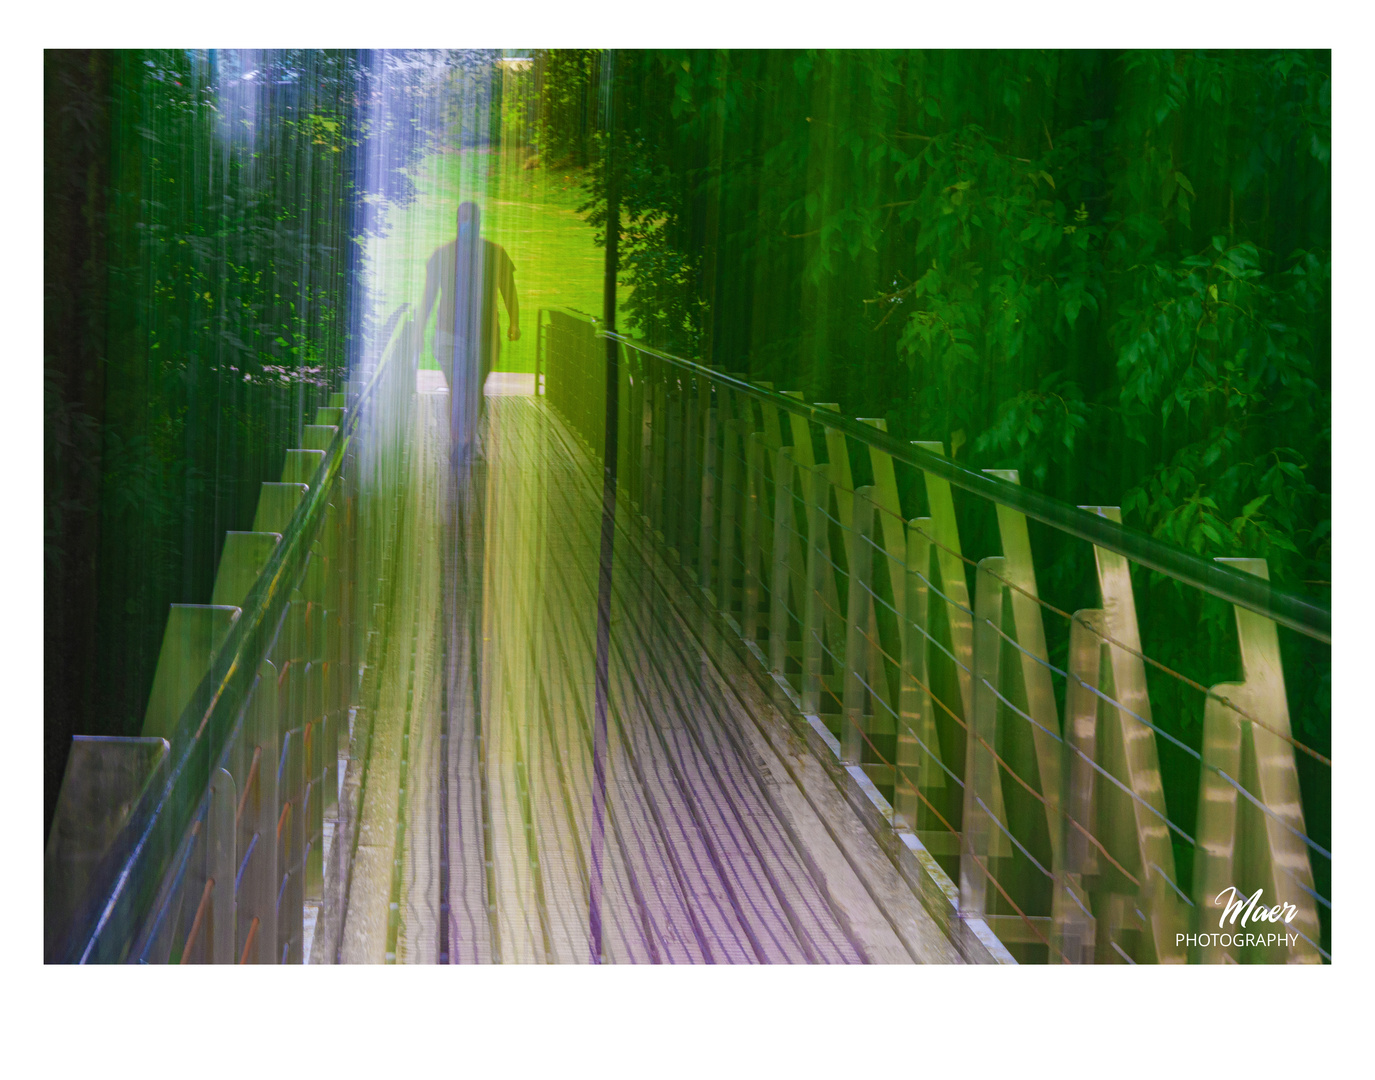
[457,201,481,235]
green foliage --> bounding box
[45,47,448,832]
[974,372,1090,487]
[550,48,1330,591]
[579,127,708,353]
[535,50,601,169]
[1115,236,1327,576]
[47,48,369,746]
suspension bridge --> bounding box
[43,307,1331,965]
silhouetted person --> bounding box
[422,201,520,464]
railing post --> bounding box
[1194,557,1322,964]
[246,659,279,962]
[959,557,1006,923]
[769,448,796,680]
[683,374,703,571]
[1055,609,1104,965]
[648,372,667,535]
[534,309,544,396]
[208,767,237,964]
[718,418,744,615]
[792,407,849,685]
[303,660,325,902]
[662,374,683,556]
[896,518,934,830]
[140,605,241,741]
[801,462,829,716]
[1058,505,1185,964]
[914,441,974,721]
[277,652,306,964]
[815,404,854,566]
[858,417,910,642]
[742,430,766,645]
[321,494,344,823]
[698,400,718,594]
[842,487,877,765]
[754,384,781,608]
[984,469,1065,872]
[634,356,650,520]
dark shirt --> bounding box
[426,237,517,364]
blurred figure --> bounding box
[422,201,520,464]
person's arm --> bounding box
[499,249,520,340]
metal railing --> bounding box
[47,306,419,963]
[540,308,1332,965]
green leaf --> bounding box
[1175,171,1195,197]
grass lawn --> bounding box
[365,147,633,373]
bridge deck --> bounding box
[328,373,961,963]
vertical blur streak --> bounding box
[44,50,111,839]
[588,49,619,965]
[442,74,492,467]
[44,49,360,838]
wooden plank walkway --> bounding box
[333,373,962,964]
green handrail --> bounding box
[598,328,1330,644]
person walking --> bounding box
[421,201,520,465]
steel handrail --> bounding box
[590,325,1329,644]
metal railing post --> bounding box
[1055,609,1105,965]
[769,448,796,681]
[663,374,683,555]
[698,401,718,594]
[842,487,877,765]
[959,557,1005,922]
[718,419,745,615]
[304,660,325,902]
[985,470,1065,875]
[278,654,306,964]
[683,374,703,570]
[742,430,767,645]
[896,518,934,830]
[207,767,236,963]
[801,462,829,716]
[648,372,667,535]
[1194,557,1323,964]
[249,660,279,962]
[633,354,650,519]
